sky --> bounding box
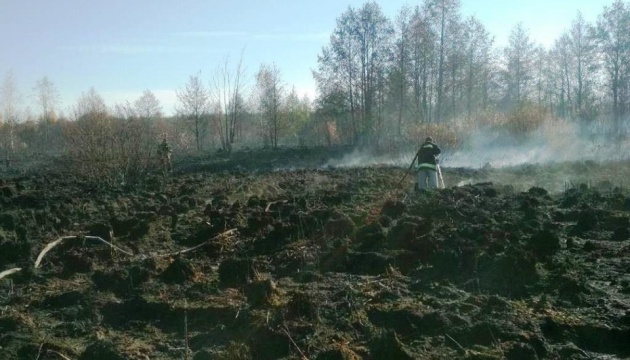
[0,0,613,117]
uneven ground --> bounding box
[1,147,629,360]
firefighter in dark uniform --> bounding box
[415,137,441,190]
[157,137,172,173]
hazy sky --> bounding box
[0,0,612,117]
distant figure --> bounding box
[415,137,441,190]
[157,137,172,173]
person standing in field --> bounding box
[415,137,441,190]
[157,136,172,173]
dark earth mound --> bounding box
[0,148,629,359]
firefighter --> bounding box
[157,137,172,173]
[415,137,441,190]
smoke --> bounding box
[324,150,413,168]
[325,118,630,170]
[444,120,630,168]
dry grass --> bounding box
[223,175,284,204]
[215,342,252,360]
[39,275,92,297]
[402,105,555,154]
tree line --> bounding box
[1,0,629,177]
[314,0,630,146]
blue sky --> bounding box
[0,0,611,117]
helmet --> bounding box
[425,137,433,143]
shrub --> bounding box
[62,110,160,185]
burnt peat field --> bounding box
[1,148,629,359]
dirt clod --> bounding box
[78,340,127,360]
[244,278,277,306]
[218,258,255,288]
[1,155,629,360]
[161,256,196,283]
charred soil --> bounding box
[1,149,629,359]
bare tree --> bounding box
[72,87,108,119]
[353,2,393,141]
[408,6,436,123]
[424,0,461,123]
[551,35,572,117]
[176,73,210,152]
[596,0,630,133]
[210,52,247,152]
[392,5,412,136]
[462,16,494,121]
[1,70,21,159]
[502,23,537,107]
[134,89,163,120]
[315,2,393,144]
[256,63,285,148]
[33,76,60,147]
[314,7,359,143]
[283,87,311,146]
[568,12,598,120]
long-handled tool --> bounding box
[397,153,418,188]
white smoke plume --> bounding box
[444,120,630,168]
[325,119,630,169]
[324,150,413,168]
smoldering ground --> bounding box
[324,118,630,193]
[2,143,629,359]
